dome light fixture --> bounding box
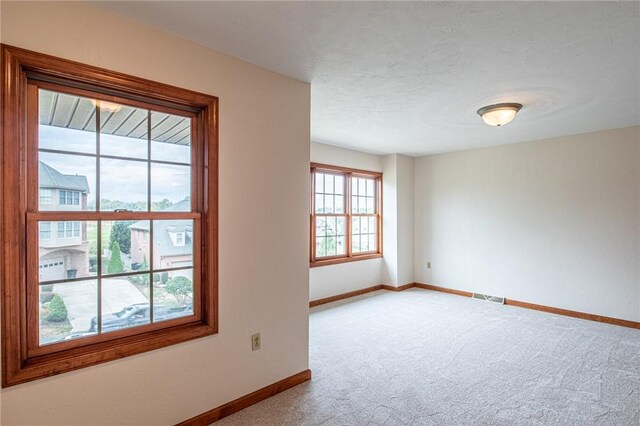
[477,103,522,127]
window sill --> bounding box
[310,253,382,268]
[6,319,216,387]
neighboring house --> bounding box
[38,161,90,282]
[129,199,193,273]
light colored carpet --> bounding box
[217,289,640,425]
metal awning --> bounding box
[39,90,190,145]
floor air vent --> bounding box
[472,293,505,304]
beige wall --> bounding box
[414,126,640,322]
[1,2,310,425]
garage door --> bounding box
[39,257,65,282]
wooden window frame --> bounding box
[1,45,219,387]
[310,163,382,267]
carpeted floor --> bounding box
[217,289,640,425]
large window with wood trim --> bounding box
[1,45,218,387]
[310,163,382,266]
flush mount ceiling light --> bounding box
[477,103,522,127]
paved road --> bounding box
[53,279,147,333]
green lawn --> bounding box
[87,221,113,256]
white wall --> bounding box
[381,154,415,287]
[396,155,414,286]
[310,142,385,300]
[414,126,640,322]
[1,2,310,425]
[381,155,399,285]
[310,259,383,301]
[311,142,383,172]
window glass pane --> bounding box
[358,178,366,196]
[100,158,148,211]
[39,280,98,346]
[100,275,151,333]
[39,222,51,240]
[151,112,191,164]
[366,179,375,197]
[352,216,362,252]
[100,104,148,160]
[351,178,360,197]
[102,220,150,276]
[363,234,371,251]
[153,268,194,322]
[315,217,328,257]
[315,173,324,194]
[150,163,190,211]
[39,151,96,211]
[315,194,324,213]
[334,175,344,195]
[352,216,361,235]
[315,216,346,257]
[40,189,52,205]
[152,220,194,270]
[366,197,375,214]
[325,194,334,213]
[352,233,361,253]
[335,195,344,213]
[352,216,378,253]
[39,221,97,282]
[39,89,96,154]
[324,174,334,195]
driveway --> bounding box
[53,279,147,332]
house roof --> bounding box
[129,199,192,258]
[39,161,90,193]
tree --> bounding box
[107,241,125,274]
[165,276,192,305]
[151,198,173,211]
[46,295,68,322]
[110,221,132,254]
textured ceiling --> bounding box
[95,1,640,156]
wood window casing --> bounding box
[310,163,382,267]
[1,45,219,387]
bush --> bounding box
[166,276,193,304]
[41,284,54,292]
[160,272,169,285]
[130,273,150,286]
[45,295,68,322]
[40,292,56,303]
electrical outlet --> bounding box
[251,333,261,351]
[427,261,431,269]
